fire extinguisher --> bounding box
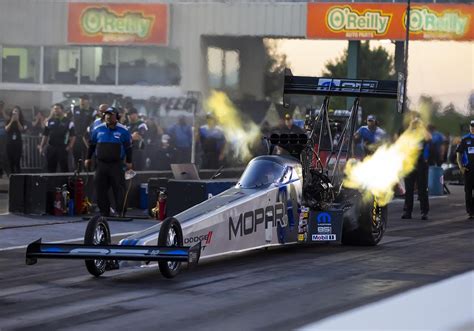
[53,187,63,216]
[74,176,84,215]
[153,188,167,221]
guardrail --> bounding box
[20,135,43,171]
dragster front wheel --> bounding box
[158,217,183,279]
[84,216,111,277]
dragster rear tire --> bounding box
[342,194,387,246]
[84,216,111,277]
[158,217,183,279]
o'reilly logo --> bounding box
[407,8,469,37]
[229,203,284,240]
[326,6,392,35]
[81,7,154,39]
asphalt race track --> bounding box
[0,185,472,330]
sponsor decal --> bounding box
[316,212,332,224]
[298,234,305,241]
[317,226,332,234]
[228,203,285,240]
[317,79,378,92]
[312,234,337,241]
[326,6,392,36]
[184,231,213,245]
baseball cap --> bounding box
[284,113,292,120]
[104,106,119,116]
[206,112,215,119]
[79,94,89,100]
[367,115,376,121]
[127,107,138,115]
[470,120,474,126]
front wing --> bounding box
[25,238,201,266]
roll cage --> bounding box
[269,69,401,209]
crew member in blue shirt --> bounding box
[85,107,132,217]
[456,120,474,219]
[402,117,432,220]
[354,114,387,157]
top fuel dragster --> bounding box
[26,70,400,278]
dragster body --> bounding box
[122,155,304,259]
[26,71,399,278]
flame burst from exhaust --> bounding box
[343,123,427,206]
[205,91,261,162]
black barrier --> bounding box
[10,168,243,216]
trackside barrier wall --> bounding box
[9,169,243,215]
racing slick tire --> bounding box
[158,217,183,279]
[84,216,111,277]
[342,194,387,246]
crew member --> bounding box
[127,107,148,170]
[456,120,474,219]
[402,117,431,220]
[354,115,387,157]
[72,94,94,167]
[85,107,132,217]
[198,112,226,169]
[88,103,108,134]
[39,103,76,172]
[276,113,306,135]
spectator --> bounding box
[127,108,148,170]
[72,94,94,166]
[198,112,226,169]
[167,115,192,163]
[0,101,8,177]
[354,114,387,157]
[39,103,76,173]
[29,110,46,136]
[5,106,27,174]
[402,116,432,221]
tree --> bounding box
[322,41,398,133]
[263,40,289,102]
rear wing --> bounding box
[283,69,401,101]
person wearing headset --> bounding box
[85,107,132,217]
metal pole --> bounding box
[402,0,411,113]
[191,100,196,164]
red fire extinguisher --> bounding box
[53,187,63,216]
[156,188,167,221]
[74,176,84,215]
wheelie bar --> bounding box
[25,238,201,266]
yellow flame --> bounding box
[205,90,261,162]
[343,121,427,206]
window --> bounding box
[237,159,285,188]
[80,47,116,85]
[2,46,40,83]
[44,47,80,84]
[118,47,181,86]
[207,47,240,90]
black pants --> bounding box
[95,161,125,216]
[404,163,429,215]
[464,171,474,215]
[46,145,68,173]
[6,141,22,174]
[73,140,88,170]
